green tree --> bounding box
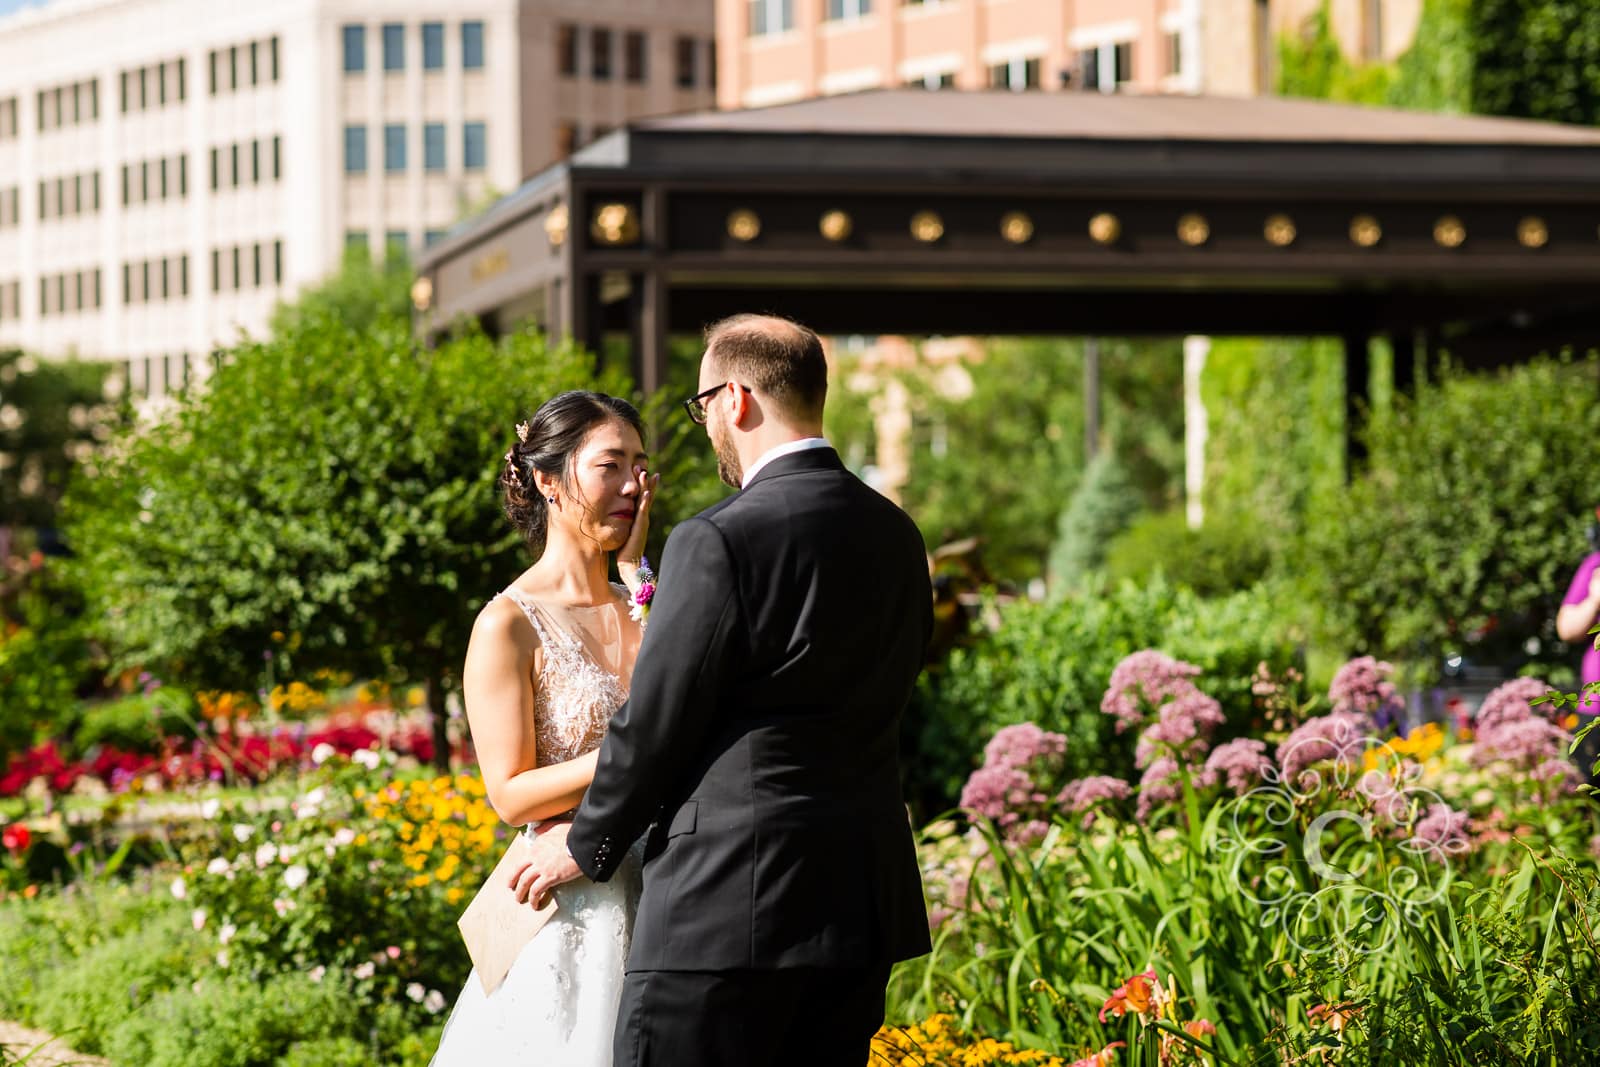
[1470,0,1600,125]
[0,350,127,533]
[268,249,413,340]
[62,315,626,769]
[1047,451,1139,592]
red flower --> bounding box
[1,823,31,853]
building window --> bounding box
[273,240,283,283]
[209,148,219,190]
[229,46,239,91]
[269,37,280,82]
[0,98,17,140]
[749,0,794,36]
[230,143,241,187]
[423,123,446,171]
[344,124,367,173]
[249,41,260,86]
[345,231,368,253]
[462,21,485,69]
[675,37,696,89]
[422,22,445,70]
[178,57,188,100]
[272,136,282,180]
[384,124,406,172]
[383,23,405,71]
[988,57,1040,90]
[592,28,612,80]
[557,24,578,77]
[905,71,955,90]
[385,230,408,254]
[343,25,366,73]
[1165,31,1182,76]
[1113,41,1133,85]
[424,229,446,246]
[625,31,647,83]
[462,122,486,171]
[250,140,261,183]
[825,0,871,19]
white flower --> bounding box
[219,923,237,945]
[332,828,357,847]
[302,786,326,807]
[310,742,336,766]
[629,601,646,624]
[273,898,296,917]
[424,990,447,1014]
[254,843,278,868]
[216,950,230,968]
[283,864,309,890]
[278,845,299,862]
[353,962,376,980]
[308,965,326,983]
[206,857,231,876]
[200,798,221,820]
[170,877,187,900]
[191,908,207,931]
[232,824,253,843]
[352,749,382,771]
[406,982,425,1003]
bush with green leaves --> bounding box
[61,317,628,768]
[905,577,1300,817]
[66,686,199,758]
[0,560,95,768]
[1046,451,1139,593]
[1298,357,1600,670]
[1104,508,1274,599]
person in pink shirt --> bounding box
[1556,507,1600,787]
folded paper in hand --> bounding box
[457,833,558,995]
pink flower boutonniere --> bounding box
[629,557,656,623]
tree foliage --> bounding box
[0,350,128,533]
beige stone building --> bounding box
[716,0,1424,108]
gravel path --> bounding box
[0,1021,108,1066]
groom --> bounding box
[516,313,933,1065]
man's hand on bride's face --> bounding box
[509,821,580,909]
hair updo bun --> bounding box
[500,390,645,553]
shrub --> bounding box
[1047,452,1139,592]
[1104,508,1274,598]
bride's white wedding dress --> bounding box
[431,586,644,1066]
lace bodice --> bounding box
[496,585,639,767]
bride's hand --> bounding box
[616,466,660,592]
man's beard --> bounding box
[711,418,742,488]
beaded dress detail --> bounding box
[431,584,643,1067]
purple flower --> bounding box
[1328,656,1403,731]
[1135,757,1215,822]
[982,722,1068,774]
[1473,677,1558,735]
[1410,802,1471,859]
[1102,651,1204,734]
[1203,738,1273,794]
[1277,711,1371,786]
[1057,775,1132,827]
[959,766,1036,825]
[1134,689,1226,768]
[1473,717,1569,769]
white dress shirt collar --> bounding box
[740,437,832,489]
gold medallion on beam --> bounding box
[1433,215,1466,249]
[910,211,945,243]
[1263,214,1296,247]
[1088,212,1121,245]
[409,276,433,312]
[819,210,853,242]
[1177,213,1210,246]
[1000,211,1034,244]
[1517,216,1548,249]
[727,209,761,242]
[1349,214,1382,248]
[543,204,569,247]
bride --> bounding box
[430,390,660,1065]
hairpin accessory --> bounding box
[628,557,656,624]
[504,451,522,486]
[515,421,531,443]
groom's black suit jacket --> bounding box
[568,446,933,972]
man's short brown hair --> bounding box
[703,314,828,423]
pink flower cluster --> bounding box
[1328,656,1406,731]
[1100,651,1235,820]
[1470,677,1572,782]
[1276,710,1370,787]
[1203,738,1274,794]
[1101,650,1203,734]
[959,722,1069,845]
[1411,802,1471,857]
[1056,775,1132,828]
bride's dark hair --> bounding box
[501,391,645,552]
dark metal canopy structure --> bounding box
[415,89,1600,403]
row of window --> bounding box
[0,187,18,228]
[39,171,101,220]
[0,98,17,141]
[212,240,285,292]
[40,268,103,317]
[121,58,187,114]
[554,25,712,90]
[210,37,282,96]
[346,229,448,252]
[343,21,485,73]
[123,155,188,205]
[902,44,1140,93]
[344,122,485,174]
[0,280,19,322]
[210,137,283,191]
[37,79,99,132]
[124,255,190,305]
[125,353,196,398]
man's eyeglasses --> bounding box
[683,382,752,425]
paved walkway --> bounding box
[0,1021,108,1066]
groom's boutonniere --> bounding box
[629,557,656,623]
